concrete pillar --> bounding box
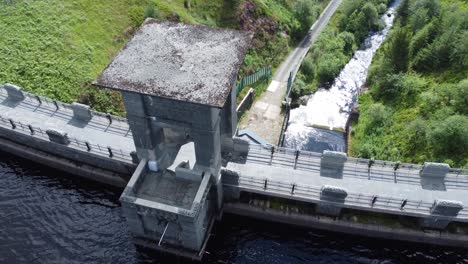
[233,137,250,156]
[317,185,347,216]
[71,102,93,122]
[122,92,165,162]
[46,129,70,145]
[3,84,25,101]
[221,168,240,201]
[420,199,463,229]
[193,125,222,176]
[122,92,146,117]
[320,151,347,178]
[220,87,238,152]
[421,162,450,179]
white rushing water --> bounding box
[284,3,398,152]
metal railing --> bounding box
[246,144,468,187]
[236,66,271,96]
[226,175,468,221]
[0,115,133,163]
[0,87,130,128]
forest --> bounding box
[0,0,328,114]
[350,0,467,167]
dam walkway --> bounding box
[224,144,468,222]
[0,87,135,163]
[2,84,468,234]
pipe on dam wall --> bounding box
[223,203,468,249]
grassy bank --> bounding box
[350,0,468,168]
[0,0,328,115]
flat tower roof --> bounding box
[93,19,252,108]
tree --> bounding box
[409,8,429,32]
[427,115,468,158]
[409,21,437,58]
[397,0,410,25]
[406,118,427,151]
[365,103,390,133]
[452,79,468,115]
[316,54,344,85]
[362,2,379,30]
[294,0,320,36]
[411,0,441,18]
[386,27,411,73]
[338,31,355,56]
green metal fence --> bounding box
[236,66,271,96]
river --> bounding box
[284,1,399,152]
[1,152,467,263]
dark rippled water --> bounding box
[1,151,467,264]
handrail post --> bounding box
[8,119,16,129]
[294,150,300,169]
[53,100,59,111]
[85,141,92,152]
[35,95,42,105]
[28,124,34,135]
[106,113,112,125]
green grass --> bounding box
[0,0,316,114]
[0,0,143,114]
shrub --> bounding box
[338,31,355,56]
[144,4,159,19]
[316,54,345,85]
[427,115,468,158]
[300,56,315,81]
[364,103,390,133]
[451,79,468,115]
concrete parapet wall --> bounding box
[420,217,452,230]
[224,203,468,249]
[236,88,254,118]
[0,126,135,177]
[176,167,203,182]
[0,137,128,187]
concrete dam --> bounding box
[1,19,468,260]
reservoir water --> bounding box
[284,2,399,152]
[1,152,467,263]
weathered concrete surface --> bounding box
[0,137,129,187]
[120,159,214,255]
[225,145,468,222]
[0,88,135,152]
[94,19,252,108]
[223,204,468,248]
[239,0,342,144]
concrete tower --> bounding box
[93,19,251,257]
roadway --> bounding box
[239,0,343,145]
